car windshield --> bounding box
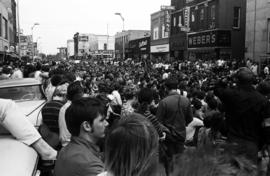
[0,85,45,101]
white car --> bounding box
[0,78,47,176]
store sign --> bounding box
[184,7,190,29]
[79,36,89,41]
[188,30,231,48]
[161,5,175,10]
[128,37,150,54]
[151,44,169,53]
[164,10,171,32]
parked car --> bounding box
[0,78,47,176]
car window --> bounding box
[0,85,45,101]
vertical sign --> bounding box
[184,7,190,29]
[164,10,171,32]
[268,19,270,53]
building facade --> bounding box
[245,0,270,62]
[0,1,10,54]
[150,10,171,62]
[127,36,150,60]
[1,0,17,49]
[170,0,246,60]
[89,35,115,59]
[73,33,96,57]
[57,47,67,60]
[115,30,150,59]
[67,39,74,58]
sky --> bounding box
[19,0,171,54]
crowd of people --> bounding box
[0,56,270,176]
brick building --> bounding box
[170,0,246,60]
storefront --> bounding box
[187,29,231,60]
[127,37,150,61]
[170,33,187,60]
[150,44,170,62]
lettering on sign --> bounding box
[139,40,148,48]
[188,33,216,47]
[164,10,171,32]
[184,7,190,28]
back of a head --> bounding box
[105,113,159,176]
[235,67,254,85]
[67,81,84,101]
[165,77,178,90]
[65,97,106,136]
[137,88,153,104]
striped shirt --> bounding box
[144,110,167,137]
[42,100,65,133]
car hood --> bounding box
[0,136,38,176]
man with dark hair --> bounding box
[58,81,84,146]
[156,77,193,173]
[214,67,270,162]
[54,97,108,176]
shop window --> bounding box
[267,18,270,53]
[211,5,216,20]
[233,7,241,29]
[2,17,8,39]
[0,14,1,37]
[178,15,183,27]
[153,27,159,40]
[200,8,204,21]
[191,11,195,22]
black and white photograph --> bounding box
[0,0,270,175]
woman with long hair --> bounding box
[98,113,159,176]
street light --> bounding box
[115,12,125,60]
[31,23,39,61]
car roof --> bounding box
[0,78,41,88]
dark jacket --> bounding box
[156,92,193,143]
[214,84,270,146]
[54,136,104,176]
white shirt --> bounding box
[186,118,204,142]
[0,99,41,145]
[58,101,72,147]
[11,69,23,79]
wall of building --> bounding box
[219,0,246,59]
[115,30,150,59]
[67,40,74,57]
[0,2,9,52]
[245,0,270,61]
[150,10,170,62]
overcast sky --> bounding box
[19,0,170,54]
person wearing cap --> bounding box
[214,67,270,162]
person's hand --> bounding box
[159,132,166,141]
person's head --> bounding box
[66,97,108,143]
[66,81,84,101]
[104,113,159,176]
[257,79,270,98]
[137,88,154,105]
[165,77,178,91]
[235,67,255,85]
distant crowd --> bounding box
[1,57,270,176]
